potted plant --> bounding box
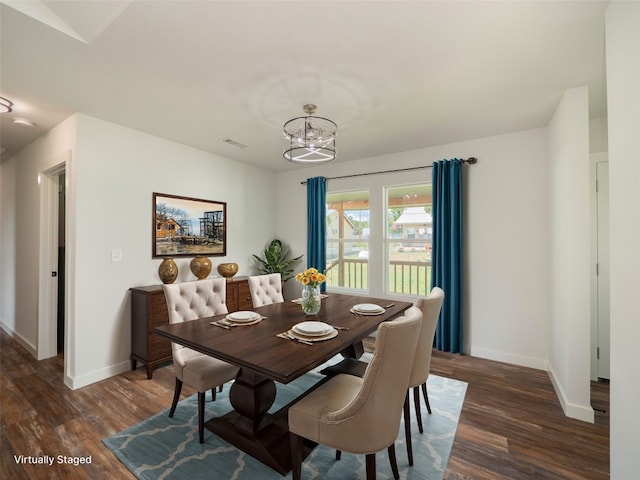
[251,239,303,282]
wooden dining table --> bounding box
[153,292,412,474]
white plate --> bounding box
[293,321,333,336]
[287,328,338,342]
[350,308,385,316]
[353,303,385,313]
[226,311,260,323]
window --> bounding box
[325,190,370,291]
[386,184,432,296]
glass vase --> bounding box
[301,285,321,315]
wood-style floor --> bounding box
[1,329,609,479]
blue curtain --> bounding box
[306,176,327,292]
[431,159,463,353]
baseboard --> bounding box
[469,346,548,371]
[65,359,132,390]
[0,322,37,357]
[547,366,595,423]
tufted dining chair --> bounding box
[403,287,444,465]
[162,279,240,443]
[247,273,284,307]
[288,307,422,480]
[318,288,444,467]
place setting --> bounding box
[277,321,339,345]
[210,311,265,329]
[350,303,394,317]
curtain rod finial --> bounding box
[466,157,478,165]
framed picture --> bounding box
[153,192,226,258]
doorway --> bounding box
[57,171,66,352]
[595,160,610,380]
[37,154,69,363]
[590,152,610,381]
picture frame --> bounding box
[153,192,226,258]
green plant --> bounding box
[251,239,303,282]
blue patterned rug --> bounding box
[104,358,467,480]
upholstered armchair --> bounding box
[163,279,240,443]
[288,307,422,480]
[247,273,284,306]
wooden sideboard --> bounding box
[130,276,252,379]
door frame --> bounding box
[589,152,609,381]
[37,153,70,361]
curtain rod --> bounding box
[300,157,477,185]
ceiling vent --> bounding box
[221,138,248,149]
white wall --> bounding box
[547,86,593,422]
[0,115,78,353]
[0,114,277,388]
[606,2,640,478]
[589,117,609,153]
[276,128,552,369]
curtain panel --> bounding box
[306,176,327,292]
[431,159,463,353]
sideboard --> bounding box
[130,276,253,379]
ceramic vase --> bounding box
[158,258,178,284]
[190,256,212,280]
[217,262,239,279]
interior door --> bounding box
[596,161,610,380]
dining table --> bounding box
[153,292,412,474]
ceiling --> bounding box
[0,1,608,171]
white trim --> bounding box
[548,364,595,423]
[0,322,37,357]
[37,152,70,360]
[590,152,609,381]
[470,345,548,371]
[65,360,131,390]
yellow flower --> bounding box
[295,267,326,286]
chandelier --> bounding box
[0,97,13,113]
[283,104,337,163]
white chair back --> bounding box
[410,287,444,388]
[247,273,284,307]
[163,278,228,323]
[320,307,422,453]
[163,279,228,360]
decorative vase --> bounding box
[217,262,238,279]
[301,285,321,315]
[190,256,212,280]
[158,258,178,284]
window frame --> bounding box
[325,188,371,294]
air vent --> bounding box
[221,138,248,149]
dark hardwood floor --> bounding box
[1,329,608,479]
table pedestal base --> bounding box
[206,368,322,474]
[206,410,294,474]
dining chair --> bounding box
[247,273,284,306]
[319,288,445,467]
[403,287,444,465]
[288,307,422,480]
[163,279,240,443]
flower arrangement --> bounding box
[295,268,326,287]
[295,268,326,315]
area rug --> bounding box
[104,359,467,480]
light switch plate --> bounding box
[111,249,122,263]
